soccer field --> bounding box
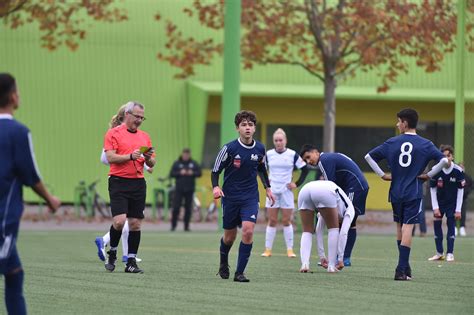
[7,231,474,314]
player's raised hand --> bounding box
[381,174,392,181]
[266,188,275,207]
[213,186,224,199]
[287,182,297,190]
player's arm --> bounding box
[425,158,449,179]
[289,153,309,189]
[419,145,449,180]
[365,143,391,181]
[337,189,355,261]
[211,145,229,199]
[455,173,466,219]
[257,160,275,206]
[106,149,140,164]
[429,179,441,218]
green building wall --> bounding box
[0,0,472,203]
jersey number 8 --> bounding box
[399,142,413,167]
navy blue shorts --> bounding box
[349,189,369,216]
[0,242,21,275]
[392,199,422,224]
[222,198,259,230]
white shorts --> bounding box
[297,181,338,211]
[266,188,295,209]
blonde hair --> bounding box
[109,104,127,129]
[273,128,287,139]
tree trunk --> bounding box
[323,74,337,152]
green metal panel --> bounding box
[455,0,466,162]
[187,83,209,163]
[221,0,241,146]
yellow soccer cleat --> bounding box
[287,248,296,258]
[261,248,272,257]
[428,253,445,261]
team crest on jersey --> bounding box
[233,155,241,168]
[450,177,456,182]
[250,154,259,161]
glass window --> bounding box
[266,124,323,154]
[335,127,394,172]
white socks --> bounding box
[265,226,277,249]
[283,225,294,250]
[122,220,129,257]
[327,228,339,269]
[300,232,313,267]
[102,232,110,246]
[265,225,294,250]
[338,214,352,262]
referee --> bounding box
[103,101,155,274]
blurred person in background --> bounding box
[0,73,61,314]
[261,128,308,258]
[428,145,465,262]
[169,148,202,232]
[458,163,472,237]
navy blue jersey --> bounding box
[0,115,41,239]
[212,138,266,202]
[430,164,465,210]
[318,152,369,193]
[368,133,444,203]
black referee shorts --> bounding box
[108,176,146,219]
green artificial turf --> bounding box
[4,231,473,314]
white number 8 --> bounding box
[399,142,413,167]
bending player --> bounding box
[428,145,465,262]
[315,190,355,270]
[298,180,352,273]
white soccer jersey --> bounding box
[266,148,306,193]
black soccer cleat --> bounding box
[124,258,144,274]
[217,264,230,279]
[394,268,410,281]
[105,250,117,272]
[233,272,250,283]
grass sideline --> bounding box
[3,231,473,314]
